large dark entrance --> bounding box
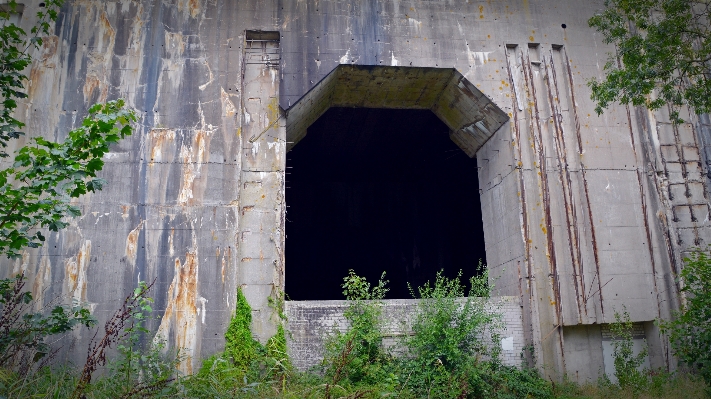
[285,107,486,300]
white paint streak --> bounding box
[198,59,215,91]
[220,88,237,117]
[198,296,208,324]
[339,49,351,64]
[178,144,196,205]
[12,251,29,275]
[467,47,492,67]
[407,18,422,30]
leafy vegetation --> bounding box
[399,268,505,398]
[224,288,262,373]
[660,247,711,389]
[0,0,63,158]
[587,0,711,122]
[321,270,393,391]
[0,273,94,373]
[0,99,137,258]
[1,2,141,394]
[1,0,137,259]
[0,268,709,398]
[607,308,650,392]
[72,281,178,399]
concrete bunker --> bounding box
[284,65,509,299]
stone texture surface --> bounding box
[285,296,525,371]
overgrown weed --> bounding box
[0,267,709,399]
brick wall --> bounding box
[285,296,525,371]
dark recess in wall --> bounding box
[285,108,486,300]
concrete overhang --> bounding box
[285,65,509,157]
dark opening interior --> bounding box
[285,108,486,300]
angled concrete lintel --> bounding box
[284,65,509,157]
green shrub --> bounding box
[398,267,510,398]
[0,273,95,374]
[660,247,711,389]
[322,270,395,390]
[609,309,649,391]
[224,288,262,374]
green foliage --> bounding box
[2,269,710,398]
[92,338,179,398]
[0,273,95,372]
[265,324,291,393]
[188,289,293,397]
[1,0,137,259]
[323,270,394,390]
[80,283,179,399]
[224,288,261,374]
[609,308,649,391]
[463,362,555,399]
[587,0,711,122]
[0,99,137,259]
[266,324,290,370]
[660,247,711,388]
[0,0,63,158]
[399,267,504,398]
[341,269,389,301]
[99,284,178,398]
[552,372,707,399]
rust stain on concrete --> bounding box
[221,246,231,284]
[221,88,237,117]
[12,251,29,275]
[155,250,200,374]
[28,36,59,97]
[169,228,175,257]
[32,256,52,311]
[178,144,197,205]
[149,128,176,166]
[189,0,201,17]
[177,0,201,18]
[125,221,144,267]
[64,241,91,304]
[196,130,208,166]
[117,3,146,107]
[121,205,131,221]
[38,36,59,65]
[165,31,186,56]
[178,129,213,205]
[83,10,115,104]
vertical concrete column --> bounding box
[238,31,285,342]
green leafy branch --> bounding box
[609,308,648,391]
[588,0,711,122]
[0,273,96,372]
[659,247,711,388]
[0,0,64,157]
[0,99,137,259]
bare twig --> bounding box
[72,279,155,399]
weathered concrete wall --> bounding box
[285,297,525,371]
[1,0,708,379]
